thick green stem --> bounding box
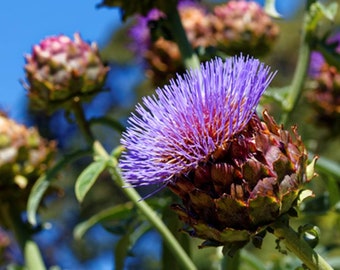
[94,142,196,270]
[270,219,333,270]
[281,0,316,124]
[1,203,46,270]
[71,97,95,145]
[162,1,200,70]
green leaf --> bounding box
[306,2,338,32]
[24,240,46,270]
[326,176,340,208]
[75,159,108,203]
[114,222,152,270]
[27,149,91,226]
[73,202,134,240]
[115,231,132,270]
[261,86,290,108]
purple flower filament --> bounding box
[120,55,276,188]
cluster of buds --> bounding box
[0,113,56,209]
[24,33,109,113]
[128,1,279,85]
[129,2,212,85]
[120,56,313,251]
[306,34,340,130]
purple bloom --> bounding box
[308,51,325,78]
[128,8,165,56]
[120,56,276,187]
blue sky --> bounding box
[0,0,121,122]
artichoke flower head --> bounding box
[120,56,314,253]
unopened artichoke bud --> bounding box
[307,34,340,128]
[211,0,279,57]
[24,33,109,112]
[120,56,313,252]
[0,113,56,205]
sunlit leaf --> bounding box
[75,159,108,203]
[27,149,91,226]
[306,2,339,32]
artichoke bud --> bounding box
[0,113,56,206]
[211,0,279,56]
[24,33,109,113]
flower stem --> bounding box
[71,97,95,145]
[0,203,46,270]
[93,142,197,270]
[281,0,316,124]
[270,218,333,270]
[162,1,200,70]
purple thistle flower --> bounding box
[120,56,276,187]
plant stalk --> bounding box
[72,97,95,145]
[162,1,200,70]
[270,218,333,270]
[281,0,316,124]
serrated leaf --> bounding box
[75,159,107,203]
[27,149,91,226]
[73,202,134,239]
